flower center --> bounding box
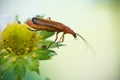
[2,22,37,55]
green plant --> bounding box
[0,20,63,80]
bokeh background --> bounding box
[0,0,120,80]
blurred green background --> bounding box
[0,0,120,80]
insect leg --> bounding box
[58,32,65,42]
[48,17,51,20]
[61,33,65,42]
[55,33,65,48]
[55,32,59,41]
[27,28,39,32]
[46,17,51,20]
[46,32,59,49]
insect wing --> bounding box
[32,17,66,30]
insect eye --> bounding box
[32,17,38,24]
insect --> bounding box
[26,17,90,49]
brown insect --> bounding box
[26,17,90,49]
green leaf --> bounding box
[39,30,55,39]
[13,62,26,80]
[40,77,51,80]
[34,49,56,60]
[26,56,39,74]
[0,52,10,65]
[0,56,16,77]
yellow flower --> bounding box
[3,55,9,59]
[0,20,58,80]
[1,22,39,55]
[12,57,17,63]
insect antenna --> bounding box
[76,33,88,44]
[76,33,95,55]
